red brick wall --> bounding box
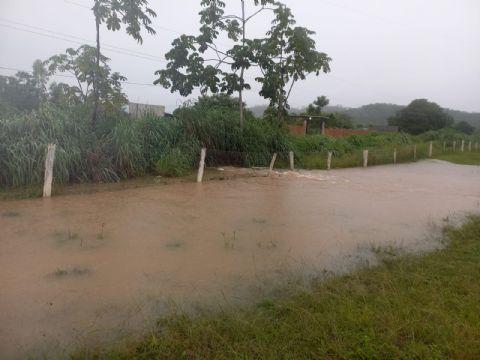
[288,123,307,136]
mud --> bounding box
[0,160,479,358]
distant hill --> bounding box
[249,103,480,129]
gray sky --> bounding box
[1,0,479,112]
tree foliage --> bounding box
[454,120,475,135]
[90,0,157,127]
[46,45,128,111]
[388,99,454,135]
[306,96,329,115]
[156,0,331,125]
[254,4,331,121]
[0,60,49,113]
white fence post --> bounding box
[289,151,295,170]
[468,141,472,152]
[461,140,465,152]
[428,141,433,158]
[197,148,207,183]
[363,150,368,168]
[443,141,446,152]
[453,141,456,152]
[327,151,332,170]
[413,144,417,161]
[269,153,277,172]
[393,148,397,165]
[43,144,56,198]
[476,142,479,151]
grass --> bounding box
[74,215,480,359]
[435,151,480,165]
[1,210,21,217]
[50,267,91,278]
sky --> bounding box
[0,0,479,113]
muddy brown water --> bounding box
[1,160,479,358]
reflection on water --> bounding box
[0,160,479,358]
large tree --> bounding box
[91,0,157,127]
[254,4,331,122]
[306,95,329,115]
[46,45,128,112]
[0,60,49,113]
[388,99,454,134]
[156,0,275,129]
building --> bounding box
[128,102,165,118]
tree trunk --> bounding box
[239,0,246,130]
[92,15,100,130]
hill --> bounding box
[249,103,480,129]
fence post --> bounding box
[443,141,446,152]
[269,153,277,172]
[428,141,433,158]
[321,121,326,135]
[289,151,295,170]
[461,140,465,152]
[327,151,332,170]
[476,142,479,151]
[197,148,207,183]
[413,144,417,161]
[453,141,456,152]
[393,148,397,165]
[468,141,472,152]
[43,144,56,198]
[363,150,368,168]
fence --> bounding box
[195,140,479,181]
[28,140,480,193]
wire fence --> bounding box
[203,140,479,172]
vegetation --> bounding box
[90,0,157,127]
[389,99,454,134]
[74,215,480,359]
[156,0,331,125]
[435,152,480,166]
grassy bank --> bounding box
[435,152,480,165]
[76,215,480,359]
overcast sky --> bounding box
[1,0,479,112]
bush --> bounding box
[155,148,194,177]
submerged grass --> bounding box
[75,215,480,359]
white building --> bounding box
[128,102,165,118]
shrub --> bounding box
[155,148,194,177]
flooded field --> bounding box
[1,160,479,358]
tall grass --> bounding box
[1,101,478,189]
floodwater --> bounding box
[0,160,479,358]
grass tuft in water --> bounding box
[165,240,185,250]
[222,231,237,250]
[1,210,21,217]
[50,267,91,278]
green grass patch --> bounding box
[435,151,480,165]
[75,215,480,359]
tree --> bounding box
[388,99,454,134]
[91,0,157,127]
[254,4,331,122]
[156,0,275,129]
[306,95,329,115]
[0,60,49,112]
[46,45,128,112]
[454,121,475,135]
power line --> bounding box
[0,23,167,64]
[0,17,167,61]
[0,65,157,87]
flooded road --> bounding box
[1,160,479,358]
